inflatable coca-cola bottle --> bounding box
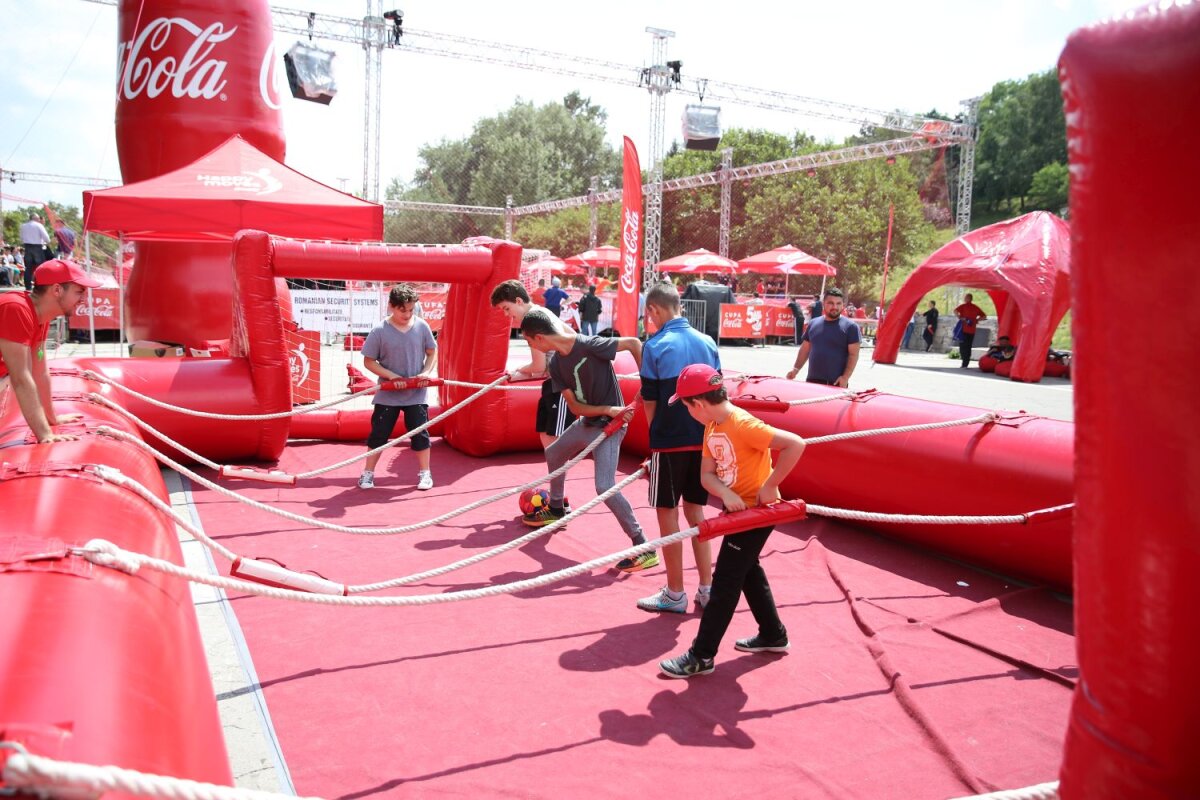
[116,0,285,345]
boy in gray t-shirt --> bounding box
[358,284,438,490]
[519,311,657,573]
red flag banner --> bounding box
[617,136,642,338]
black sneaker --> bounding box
[522,505,567,528]
[734,633,790,653]
[659,650,714,679]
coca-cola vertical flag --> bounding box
[616,136,642,338]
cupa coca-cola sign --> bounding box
[117,17,281,108]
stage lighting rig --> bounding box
[667,59,682,86]
[383,9,404,45]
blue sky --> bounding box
[1,0,1146,210]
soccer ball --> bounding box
[519,488,551,516]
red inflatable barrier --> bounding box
[0,396,230,786]
[1058,5,1200,797]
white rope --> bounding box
[84,448,645,593]
[90,373,510,481]
[82,369,380,420]
[1,744,324,800]
[806,502,1074,526]
[92,465,239,562]
[785,389,857,406]
[75,526,696,606]
[95,417,623,536]
[294,374,508,478]
[804,412,998,445]
[950,781,1059,800]
[350,466,648,592]
[92,394,223,470]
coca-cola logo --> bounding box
[118,16,281,109]
[420,300,446,321]
[620,209,640,294]
[76,297,115,318]
[259,39,282,109]
[196,168,283,195]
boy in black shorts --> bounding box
[637,282,722,613]
[491,279,577,447]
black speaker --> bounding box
[284,41,338,105]
[682,104,721,151]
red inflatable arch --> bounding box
[229,231,526,459]
[1058,5,1200,797]
[874,212,1071,383]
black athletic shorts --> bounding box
[367,404,430,451]
[535,379,576,436]
[648,450,708,508]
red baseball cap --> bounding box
[668,363,724,404]
[34,259,103,289]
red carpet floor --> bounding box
[188,438,1075,800]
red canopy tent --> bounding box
[736,244,837,276]
[529,255,586,276]
[82,135,383,242]
[656,248,738,275]
[873,211,1071,383]
[564,245,622,270]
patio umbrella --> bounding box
[564,245,623,270]
[737,244,836,295]
[529,255,586,276]
[655,248,739,275]
[737,245,836,276]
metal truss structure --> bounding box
[72,0,979,241]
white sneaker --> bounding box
[357,470,375,489]
[416,470,433,491]
[694,586,712,612]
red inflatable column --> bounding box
[439,240,524,456]
[116,0,285,345]
[1059,7,1200,798]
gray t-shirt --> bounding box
[548,334,620,427]
[362,317,436,406]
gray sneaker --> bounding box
[637,587,687,614]
[694,586,712,612]
[357,470,375,489]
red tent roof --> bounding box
[564,245,622,269]
[737,245,837,276]
[82,135,383,242]
[873,212,1071,383]
[656,248,738,274]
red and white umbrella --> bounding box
[736,245,836,276]
[564,245,623,270]
[530,255,586,276]
[655,248,739,275]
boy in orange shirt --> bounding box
[658,363,806,678]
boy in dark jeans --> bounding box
[659,363,806,678]
[358,284,438,490]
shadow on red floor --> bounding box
[189,438,1074,799]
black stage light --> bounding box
[284,41,338,105]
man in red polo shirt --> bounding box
[0,259,101,443]
[954,292,988,368]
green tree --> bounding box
[973,70,1067,213]
[395,91,622,209]
[1026,162,1069,212]
[512,204,620,257]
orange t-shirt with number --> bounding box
[703,406,775,505]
